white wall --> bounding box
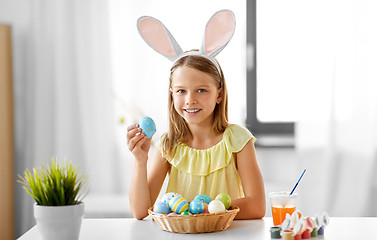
[0,0,34,238]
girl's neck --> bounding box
[187,124,223,150]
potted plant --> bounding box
[18,157,88,240]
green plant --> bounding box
[18,158,88,206]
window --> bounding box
[246,1,294,148]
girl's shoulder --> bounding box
[156,124,256,158]
[225,124,253,135]
[159,124,256,176]
[223,124,256,152]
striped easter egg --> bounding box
[161,192,180,204]
[169,196,189,214]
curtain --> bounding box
[14,0,120,236]
[12,0,247,237]
[295,0,377,217]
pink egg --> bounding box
[202,203,209,213]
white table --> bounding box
[18,217,377,240]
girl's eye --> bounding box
[177,89,186,94]
[198,89,207,93]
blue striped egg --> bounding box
[161,192,180,204]
[139,117,156,138]
[189,200,204,214]
[169,196,189,214]
[153,202,170,214]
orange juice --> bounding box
[269,191,298,226]
[271,206,296,226]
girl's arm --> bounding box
[232,139,266,219]
[128,125,170,220]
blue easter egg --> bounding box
[193,194,212,205]
[139,117,156,138]
[153,202,170,214]
[189,200,204,214]
[169,196,189,214]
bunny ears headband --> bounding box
[137,9,236,77]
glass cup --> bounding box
[269,191,298,226]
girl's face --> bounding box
[170,66,222,128]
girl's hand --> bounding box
[127,124,152,163]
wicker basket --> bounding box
[148,205,240,233]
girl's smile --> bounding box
[184,108,201,114]
[170,66,222,127]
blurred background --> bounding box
[1,0,377,238]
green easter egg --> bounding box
[180,211,192,216]
[215,193,231,209]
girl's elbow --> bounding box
[249,201,266,219]
[243,206,265,219]
[236,205,266,220]
[255,201,266,219]
[132,210,148,220]
[254,207,266,219]
[134,215,146,220]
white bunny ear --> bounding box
[200,9,236,58]
[137,16,183,61]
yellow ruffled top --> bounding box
[158,124,256,201]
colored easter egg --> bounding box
[202,203,209,213]
[208,200,226,214]
[193,194,212,204]
[180,211,192,216]
[153,202,170,214]
[169,196,189,214]
[189,200,204,214]
[161,192,180,204]
[139,116,156,138]
[215,193,231,209]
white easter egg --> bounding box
[208,199,226,214]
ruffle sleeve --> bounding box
[224,124,256,153]
[163,124,256,176]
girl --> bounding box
[127,54,265,220]
[127,10,265,220]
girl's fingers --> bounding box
[128,132,145,151]
[127,123,139,132]
[127,127,142,144]
[133,134,146,150]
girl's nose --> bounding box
[185,92,197,105]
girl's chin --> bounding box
[182,116,213,126]
[181,111,201,120]
[182,117,201,125]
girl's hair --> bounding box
[161,52,229,158]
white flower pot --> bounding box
[34,202,85,240]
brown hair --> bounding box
[161,53,228,158]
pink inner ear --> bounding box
[139,18,177,58]
[205,11,235,55]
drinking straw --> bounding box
[289,169,307,195]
